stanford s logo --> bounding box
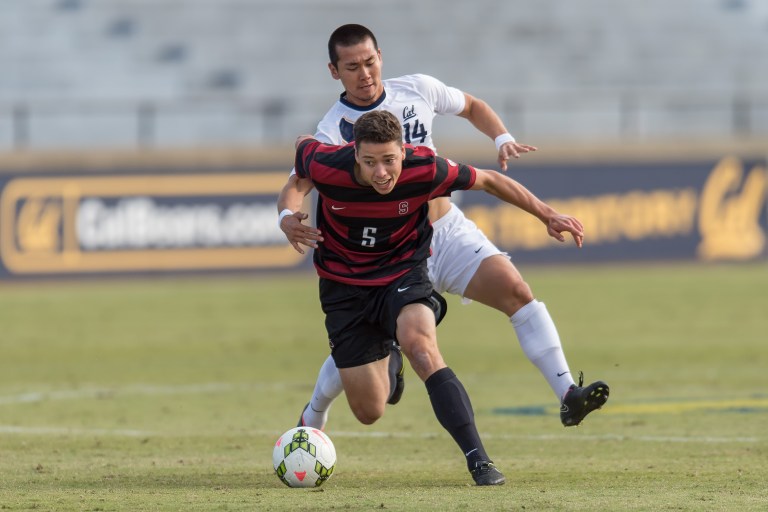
[398,201,409,215]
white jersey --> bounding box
[313,74,465,151]
[308,74,506,298]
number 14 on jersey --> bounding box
[403,120,427,144]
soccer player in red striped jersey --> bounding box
[287,110,584,485]
[294,137,473,286]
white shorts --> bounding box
[427,203,507,298]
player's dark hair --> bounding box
[353,111,402,149]
[328,24,379,66]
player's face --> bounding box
[354,141,405,195]
[329,39,384,107]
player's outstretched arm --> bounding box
[471,169,583,248]
[458,93,537,171]
[277,172,323,255]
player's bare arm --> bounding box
[277,172,323,254]
[471,168,584,248]
[458,93,537,171]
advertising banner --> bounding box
[0,156,765,279]
[0,169,312,278]
[459,156,767,264]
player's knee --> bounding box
[509,280,534,309]
[488,278,535,316]
[349,402,384,425]
[401,343,444,381]
[491,270,533,302]
[345,387,387,425]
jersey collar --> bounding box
[339,89,387,111]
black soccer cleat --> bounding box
[470,461,506,486]
[296,402,309,428]
[387,342,405,405]
[560,371,610,427]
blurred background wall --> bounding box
[1,0,767,153]
[0,0,766,279]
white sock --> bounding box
[302,355,344,429]
[510,299,575,400]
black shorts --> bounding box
[319,262,448,369]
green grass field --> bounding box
[1,263,766,511]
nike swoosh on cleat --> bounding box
[331,205,346,210]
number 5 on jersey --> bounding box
[361,227,377,247]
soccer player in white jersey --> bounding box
[278,24,609,431]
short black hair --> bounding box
[328,24,379,66]
[353,111,402,150]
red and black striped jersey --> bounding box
[295,139,477,286]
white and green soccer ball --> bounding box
[272,427,336,488]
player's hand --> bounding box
[295,134,314,149]
[498,141,537,171]
[280,211,323,254]
[546,214,584,248]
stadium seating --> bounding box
[1,0,767,149]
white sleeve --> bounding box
[412,74,465,116]
[313,107,345,145]
[288,105,342,176]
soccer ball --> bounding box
[272,426,336,488]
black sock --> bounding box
[425,367,489,470]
